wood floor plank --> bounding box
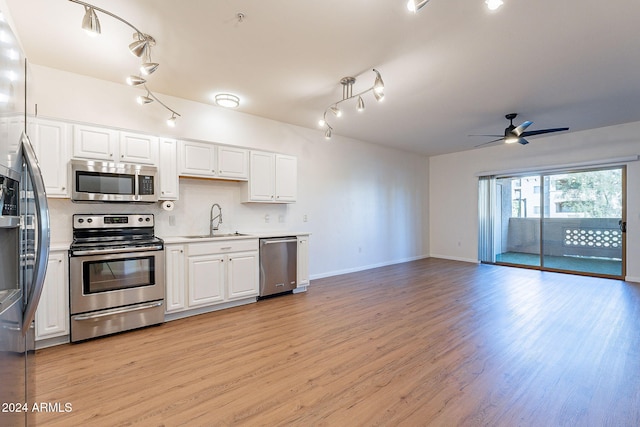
[32,258,640,426]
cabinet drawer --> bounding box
[188,239,258,256]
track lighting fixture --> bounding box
[68,0,180,127]
[319,69,385,140]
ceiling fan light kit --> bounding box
[472,113,569,148]
[320,69,385,140]
[68,0,181,127]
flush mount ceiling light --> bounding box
[319,69,385,140]
[68,0,180,127]
[406,0,431,13]
[215,93,240,109]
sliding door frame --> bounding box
[489,165,626,280]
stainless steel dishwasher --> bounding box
[259,237,298,297]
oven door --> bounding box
[69,249,165,315]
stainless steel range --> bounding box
[69,214,165,342]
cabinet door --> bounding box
[119,131,158,165]
[248,151,275,201]
[180,141,216,177]
[35,252,69,340]
[28,119,70,197]
[275,154,297,202]
[165,245,186,313]
[188,254,225,307]
[297,236,309,287]
[159,138,179,200]
[227,251,258,300]
[217,146,248,180]
[73,124,118,160]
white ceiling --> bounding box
[6,0,640,156]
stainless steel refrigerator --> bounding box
[0,3,50,426]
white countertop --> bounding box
[161,231,310,244]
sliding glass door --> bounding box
[480,166,625,278]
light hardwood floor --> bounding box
[34,258,640,426]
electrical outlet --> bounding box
[303,214,308,222]
[278,215,285,223]
[169,215,176,226]
[265,214,270,223]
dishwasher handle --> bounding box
[261,238,298,245]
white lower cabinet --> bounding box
[297,235,310,288]
[165,244,186,312]
[165,239,259,317]
[35,251,69,343]
[188,253,225,307]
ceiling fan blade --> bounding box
[468,134,504,137]
[512,120,533,136]
[520,127,569,138]
[474,137,504,147]
[518,137,530,145]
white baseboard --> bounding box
[428,254,480,264]
[624,275,640,283]
[310,254,430,280]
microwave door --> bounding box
[20,133,50,334]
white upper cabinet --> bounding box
[217,146,248,180]
[159,138,179,200]
[73,124,118,161]
[28,118,70,198]
[245,151,297,203]
[275,154,297,202]
[73,125,158,165]
[119,131,159,165]
[179,140,248,181]
[179,140,217,177]
[247,151,275,201]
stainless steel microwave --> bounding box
[71,159,158,203]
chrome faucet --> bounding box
[210,203,222,235]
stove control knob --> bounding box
[145,217,151,222]
[87,218,93,223]
[78,218,84,223]
[138,217,143,222]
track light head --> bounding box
[136,93,153,105]
[126,75,146,86]
[324,127,332,139]
[167,114,177,127]
[330,105,342,117]
[140,62,159,75]
[407,0,431,13]
[81,6,101,36]
[357,96,365,112]
[373,69,384,95]
[318,119,326,128]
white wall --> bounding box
[31,65,430,279]
[429,121,640,281]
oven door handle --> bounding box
[73,301,164,321]
[71,245,163,256]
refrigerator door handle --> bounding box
[20,132,50,335]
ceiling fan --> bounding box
[472,113,569,147]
